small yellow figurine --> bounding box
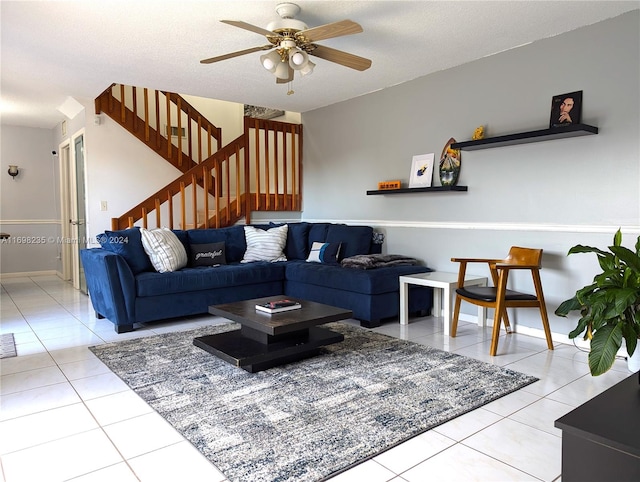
[472,125,485,140]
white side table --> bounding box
[399,271,488,335]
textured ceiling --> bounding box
[1,1,638,128]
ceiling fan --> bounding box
[200,2,372,86]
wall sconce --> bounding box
[7,165,19,180]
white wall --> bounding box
[300,12,640,340]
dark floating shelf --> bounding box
[451,124,598,151]
[367,185,468,195]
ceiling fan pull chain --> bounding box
[287,81,295,96]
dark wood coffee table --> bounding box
[193,296,352,372]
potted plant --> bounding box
[555,229,640,376]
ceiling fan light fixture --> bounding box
[289,49,309,70]
[274,61,291,79]
[260,50,281,72]
[299,60,315,76]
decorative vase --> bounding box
[628,344,640,373]
[439,138,461,187]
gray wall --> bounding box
[1,125,60,274]
[300,12,640,340]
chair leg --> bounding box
[490,269,509,356]
[539,306,554,350]
[451,295,462,337]
[501,310,513,334]
[533,271,554,350]
[490,303,503,356]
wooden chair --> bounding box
[450,247,553,356]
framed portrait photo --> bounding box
[549,90,582,128]
[409,153,435,188]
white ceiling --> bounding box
[2,1,638,129]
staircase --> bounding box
[95,84,302,231]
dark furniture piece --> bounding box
[366,186,468,195]
[451,123,598,151]
[554,372,640,481]
[194,296,351,372]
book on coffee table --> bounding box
[255,300,302,314]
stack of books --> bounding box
[255,299,302,314]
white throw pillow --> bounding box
[241,225,288,263]
[140,228,188,273]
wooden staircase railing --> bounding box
[95,84,222,174]
[110,114,302,231]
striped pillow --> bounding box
[241,225,288,263]
[140,228,188,273]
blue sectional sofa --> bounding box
[80,222,433,333]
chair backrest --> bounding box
[502,247,543,267]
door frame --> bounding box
[58,140,72,281]
[59,128,88,290]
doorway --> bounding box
[59,129,88,293]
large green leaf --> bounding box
[596,253,617,272]
[588,324,623,376]
[554,296,581,316]
[613,228,622,247]
[622,323,638,357]
[610,245,640,273]
[567,244,610,257]
[568,317,591,339]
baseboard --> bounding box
[457,312,588,349]
[0,270,58,279]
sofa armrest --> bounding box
[80,248,137,328]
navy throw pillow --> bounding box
[97,227,152,274]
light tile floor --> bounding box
[0,275,633,482]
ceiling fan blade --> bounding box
[220,20,278,39]
[276,66,294,84]
[296,20,363,43]
[309,44,372,71]
[200,45,273,64]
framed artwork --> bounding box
[244,105,285,120]
[549,90,582,128]
[409,153,434,188]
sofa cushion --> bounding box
[97,227,152,274]
[189,242,226,267]
[326,225,373,259]
[285,260,430,295]
[241,225,288,263]
[172,230,189,253]
[307,223,332,250]
[270,222,310,260]
[306,242,341,265]
[135,262,285,297]
[187,226,246,263]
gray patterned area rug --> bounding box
[90,323,537,482]
[0,333,17,359]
